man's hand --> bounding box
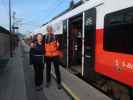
[56,40,60,47]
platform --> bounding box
[52,66,112,100]
[0,43,27,100]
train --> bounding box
[0,26,18,67]
[33,0,133,99]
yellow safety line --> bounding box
[62,83,80,100]
[51,72,80,100]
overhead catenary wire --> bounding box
[24,0,67,30]
[42,0,66,22]
[44,0,80,19]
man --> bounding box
[44,25,62,89]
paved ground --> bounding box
[0,43,27,100]
[0,41,71,100]
[54,67,112,100]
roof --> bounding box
[0,26,10,34]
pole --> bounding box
[9,0,13,57]
[9,0,11,34]
[12,11,16,33]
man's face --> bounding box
[47,27,53,35]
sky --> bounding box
[0,0,80,34]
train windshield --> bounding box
[104,7,133,55]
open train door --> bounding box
[83,8,96,79]
[68,14,83,74]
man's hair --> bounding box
[47,25,53,31]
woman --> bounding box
[30,33,45,91]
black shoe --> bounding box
[57,84,62,89]
[45,83,50,88]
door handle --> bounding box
[85,55,91,58]
[86,47,91,50]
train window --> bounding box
[104,7,133,54]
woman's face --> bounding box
[36,34,43,42]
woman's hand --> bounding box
[30,42,35,48]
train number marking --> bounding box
[114,59,133,72]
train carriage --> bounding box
[0,26,18,67]
[0,26,11,65]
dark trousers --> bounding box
[45,56,61,84]
[33,64,44,86]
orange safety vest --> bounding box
[45,40,60,57]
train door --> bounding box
[83,8,96,79]
[68,14,83,74]
[55,20,68,68]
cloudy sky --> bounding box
[0,0,80,34]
